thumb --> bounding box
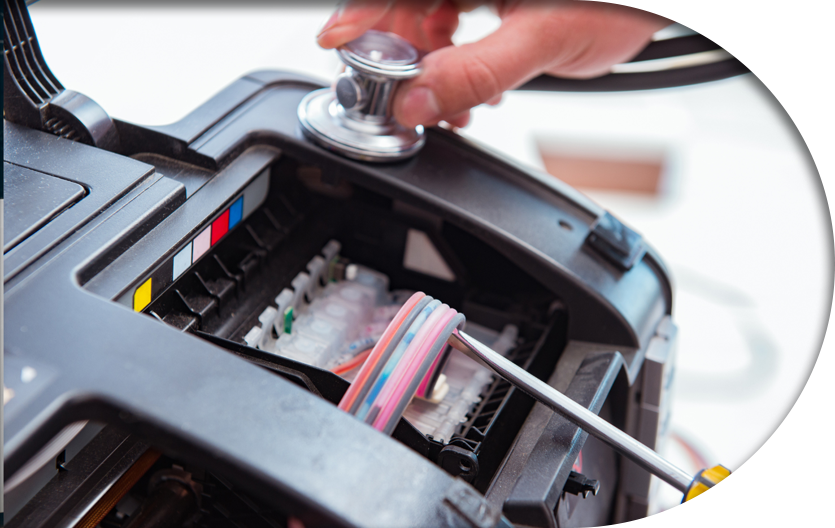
[392,12,560,128]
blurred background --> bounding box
[27,1,832,513]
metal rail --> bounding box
[448,329,693,493]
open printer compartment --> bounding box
[4,72,675,528]
[139,153,568,489]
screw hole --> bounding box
[459,460,471,473]
[559,219,573,231]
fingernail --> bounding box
[699,512,728,528]
[317,7,343,38]
[398,86,441,127]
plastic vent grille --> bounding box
[3,0,63,106]
[454,342,535,445]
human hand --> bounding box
[699,504,835,528]
[317,0,669,128]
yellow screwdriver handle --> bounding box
[681,466,794,528]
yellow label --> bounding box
[133,278,152,312]
[702,466,731,488]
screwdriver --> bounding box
[448,329,730,502]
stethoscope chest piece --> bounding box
[298,30,425,162]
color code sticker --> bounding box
[122,168,271,313]
[211,210,229,245]
[172,242,193,280]
[134,277,152,312]
[193,225,212,260]
[228,197,243,229]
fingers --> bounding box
[393,9,559,128]
[485,93,502,106]
[318,0,666,129]
[699,504,833,528]
[392,1,667,127]
[317,0,391,49]
[537,2,670,79]
[317,0,449,51]
[375,1,445,50]
[421,0,461,50]
[445,110,471,128]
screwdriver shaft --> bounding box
[448,329,692,493]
